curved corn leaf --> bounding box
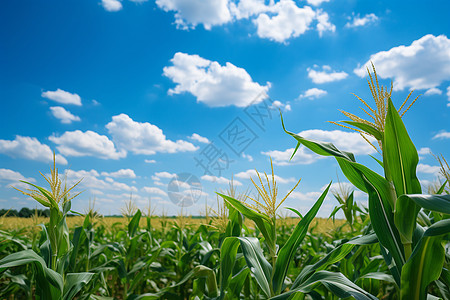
[272,183,330,294]
[62,272,94,300]
[218,193,275,251]
[271,271,378,300]
[219,237,241,298]
[292,233,378,288]
[397,194,450,214]
[400,219,450,300]
[343,121,383,141]
[128,209,141,237]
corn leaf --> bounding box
[397,194,450,214]
[272,183,330,294]
[400,219,450,300]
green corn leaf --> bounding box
[19,180,59,208]
[128,209,141,237]
[218,193,275,250]
[397,194,450,214]
[237,237,272,297]
[219,237,241,297]
[272,183,330,294]
[400,219,450,300]
[271,271,378,300]
[384,98,421,196]
[292,234,378,288]
[62,272,94,300]
[0,249,64,296]
[343,121,383,141]
[228,268,251,299]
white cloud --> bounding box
[189,133,210,144]
[447,86,450,107]
[0,169,35,184]
[163,52,270,107]
[354,34,450,91]
[433,131,450,140]
[262,146,322,166]
[418,147,431,155]
[101,0,122,12]
[235,169,297,184]
[417,164,441,174]
[290,190,322,202]
[345,13,378,28]
[106,113,198,155]
[101,169,137,178]
[306,0,329,6]
[242,152,254,162]
[142,186,168,196]
[0,136,67,165]
[424,88,442,96]
[316,9,335,37]
[49,106,81,124]
[152,171,176,181]
[230,0,270,19]
[65,169,137,193]
[271,100,291,111]
[307,65,348,84]
[298,88,327,99]
[49,130,126,160]
[145,159,156,164]
[155,0,232,30]
[253,1,315,43]
[263,129,377,165]
[201,175,243,185]
[41,89,82,106]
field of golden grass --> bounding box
[0,216,348,235]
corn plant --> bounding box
[282,65,450,299]
[0,155,95,299]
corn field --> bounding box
[1,67,450,299]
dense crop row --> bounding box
[1,67,450,299]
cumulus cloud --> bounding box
[307,65,348,84]
[417,147,432,155]
[316,9,335,37]
[253,1,316,43]
[142,186,168,196]
[189,133,210,144]
[263,129,376,165]
[65,169,137,193]
[152,171,176,181]
[101,169,137,178]
[49,106,81,124]
[424,88,442,96]
[262,146,322,166]
[345,13,378,28]
[306,0,330,6]
[242,152,254,162]
[0,136,67,165]
[101,0,122,12]
[433,131,450,140]
[163,52,269,107]
[49,130,126,159]
[298,88,327,99]
[417,164,441,174]
[106,113,197,155]
[230,0,270,19]
[235,169,297,184]
[41,89,82,106]
[354,34,450,91]
[155,0,232,30]
[145,159,156,164]
[271,100,292,111]
[201,175,243,185]
[0,169,35,184]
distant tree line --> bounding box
[0,208,51,218]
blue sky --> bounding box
[1,0,449,217]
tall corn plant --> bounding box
[215,161,378,299]
[0,155,94,299]
[282,65,450,299]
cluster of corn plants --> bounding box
[281,65,450,299]
[1,65,449,299]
